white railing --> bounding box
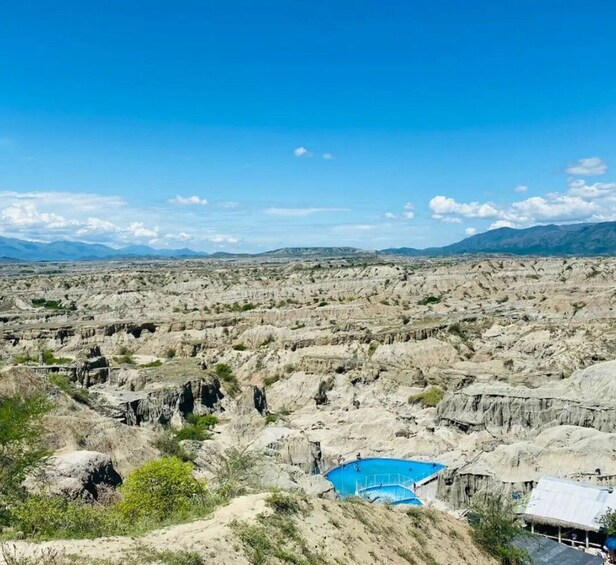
[355,474,419,503]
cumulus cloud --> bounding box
[265,207,350,217]
[514,185,528,193]
[430,196,500,218]
[464,227,477,236]
[383,212,397,219]
[402,202,415,220]
[1,202,77,229]
[565,157,607,176]
[293,146,311,157]
[429,172,616,228]
[322,152,334,160]
[168,195,209,206]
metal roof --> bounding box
[522,476,616,532]
[513,534,603,565]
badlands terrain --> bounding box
[2,254,616,562]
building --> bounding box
[521,476,616,550]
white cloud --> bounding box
[0,191,126,211]
[432,214,462,223]
[168,195,209,206]
[429,172,616,228]
[1,202,78,229]
[514,185,528,193]
[127,222,159,238]
[429,196,500,218]
[322,152,334,160]
[566,157,607,176]
[208,234,239,244]
[265,207,350,217]
[163,232,192,241]
[490,220,515,229]
[402,202,415,220]
[383,212,397,219]
[293,146,311,158]
[464,227,477,236]
[567,179,616,199]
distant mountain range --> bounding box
[0,236,209,262]
[2,221,616,262]
[381,222,616,257]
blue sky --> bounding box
[1,0,615,251]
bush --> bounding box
[0,394,51,519]
[117,457,204,522]
[418,295,441,306]
[470,494,528,565]
[153,432,195,462]
[408,386,444,407]
[173,414,218,442]
[140,360,162,368]
[232,343,247,351]
[48,375,90,405]
[41,349,71,366]
[165,349,176,359]
[11,495,119,539]
[263,375,281,387]
[215,363,240,395]
[266,492,301,514]
[600,508,616,535]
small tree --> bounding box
[0,395,51,523]
[600,508,616,536]
[117,457,203,522]
[470,494,528,565]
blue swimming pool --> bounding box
[324,458,444,505]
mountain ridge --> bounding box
[2,221,616,262]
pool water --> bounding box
[324,457,444,505]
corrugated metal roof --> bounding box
[523,476,616,531]
[513,534,603,565]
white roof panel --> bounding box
[523,476,616,531]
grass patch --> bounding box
[215,363,240,396]
[263,374,281,387]
[408,386,444,408]
[48,375,90,406]
[42,349,72,365]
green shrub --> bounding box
[266,492,301,514]
[408,386,444,407]
[11,495,119,539]
[117,457,204,522]
[173,414,217,442]
[418,295,441,306]
[263,375,281,387]
[0,394,51,519]
[140,360,162,368]
[48,375,90,405]
[31,299,63,310]
[153,432,195,462]
[264,413,279,425]
[470,494,528,565]
[13,352,38,364]
[165,348,176,359]
[114,354,136,365]
[41,349,71,366]
[215,363,240,395]
[233,343,247,351]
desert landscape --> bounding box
[1,253,615,562]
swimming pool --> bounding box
[324,458,445,505]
